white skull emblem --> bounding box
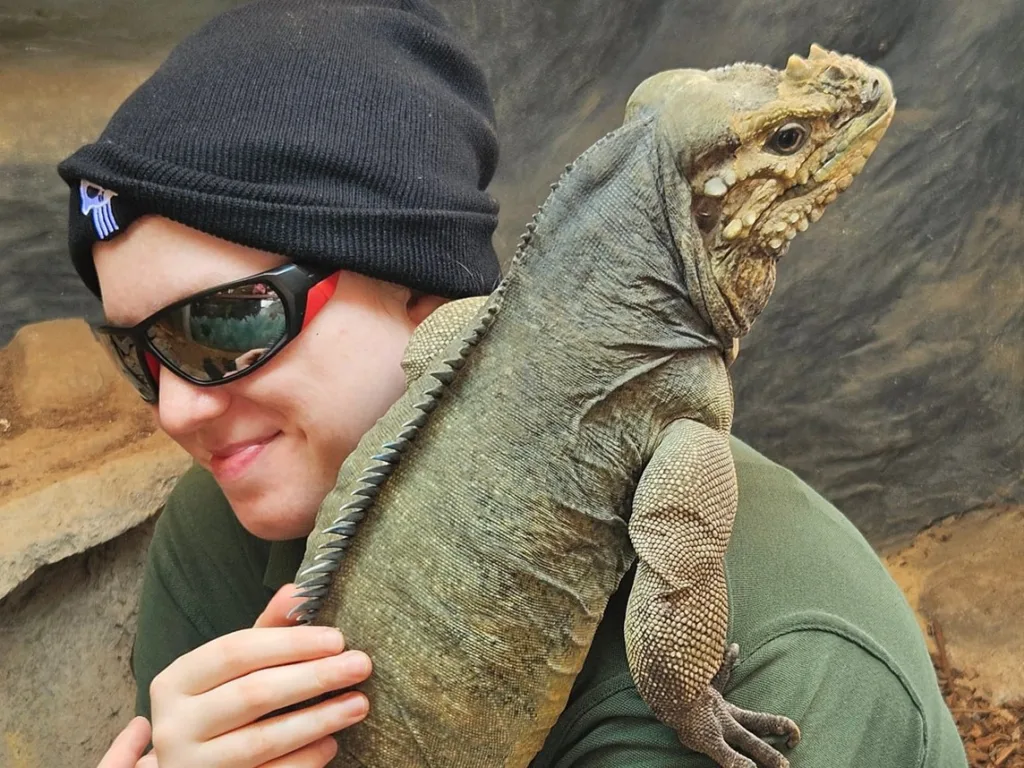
[79,180,120,239]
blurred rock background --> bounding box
[1,0,1020,764]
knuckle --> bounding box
[148,673,173,705]
[214,630,248,665]
[234,675,276,713]
[242,726,276,764]
[149,721,178,753]
[311,658,337,692]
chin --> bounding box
[227,485,322,541]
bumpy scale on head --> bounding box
[692,44,895,261]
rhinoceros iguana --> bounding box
[291,43,896,768]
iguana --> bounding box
[291,44,896,768]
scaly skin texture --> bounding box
[292,45,895,768]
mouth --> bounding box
[207,432,280,481]
[809,100,896,186]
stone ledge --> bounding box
[0,444,191,599]
[885,505,1024,706]
[0,318,191,599]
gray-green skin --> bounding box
[293,46,896,768]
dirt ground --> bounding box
[935,649,1024,767]
[885,507,1024,766]
[0,319,163,503]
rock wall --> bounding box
[0,521,156,768]
[2,0,1021,549]
[0,321,189,767]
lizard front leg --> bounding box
[625,419,800,768]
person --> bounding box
[57,0,968,766]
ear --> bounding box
[406,292,449,327]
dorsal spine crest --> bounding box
[289,296,505,623]
[290,129,624,623]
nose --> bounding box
[156,366,231,437]
[863,78,883,109]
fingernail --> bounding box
[318,627,344,650]
[335,694,369,720]
[344,652,372,677]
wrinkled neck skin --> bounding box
[654,136,778,344]
[502,115,724,371]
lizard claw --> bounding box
[711,642,741,692]
[670,646,800,768]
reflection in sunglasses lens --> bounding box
[147,281,288,382]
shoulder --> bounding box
[538,627,961,768]
[132,464,276,715]
[532,439,967,767]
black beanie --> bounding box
[57,0,501,300]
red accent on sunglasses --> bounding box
[302,272,341,330]
[142,271,342,396]
[145,350,160,384]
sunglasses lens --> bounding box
[147,280,289,383]
[96,331,158,402]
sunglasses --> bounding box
[93,263,340,403]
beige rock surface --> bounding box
[885,505,1024,706]
[0,318,190,598]
[0,60,158,164]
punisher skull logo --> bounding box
[79,180,120,239]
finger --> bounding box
[724,702,801,747]
[260,736,338,768]
[135,752,159,768]
[700,734,756,768]
[722,718,791,768]
[255,584,307,629]
[192,649,372,739]
[159,625,345,696]
[97,717,152,768]
[711,643,740,692]
[204,692,368,767]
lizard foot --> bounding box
[671,644,800,768]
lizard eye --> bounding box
[766,122,809,154]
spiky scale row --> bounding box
[288,304,504,624]
[290,159,567,624]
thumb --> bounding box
[96,716,151,768]
[254,583,307,628]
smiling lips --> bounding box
[207,433,280,481]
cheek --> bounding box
[257,307,412,467]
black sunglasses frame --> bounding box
[93,262,336,403]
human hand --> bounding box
[145,583,370,767]
[96,716,153,768]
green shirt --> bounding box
[132,438,967,767]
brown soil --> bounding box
[0,322,170,504]
[935,642,1024,767]
[888,506,1024,766]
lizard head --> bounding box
[626,44,895,334]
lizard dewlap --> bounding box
[293,45,895,768]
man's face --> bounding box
[94,215,432,540]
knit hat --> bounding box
[57,0,501,300]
